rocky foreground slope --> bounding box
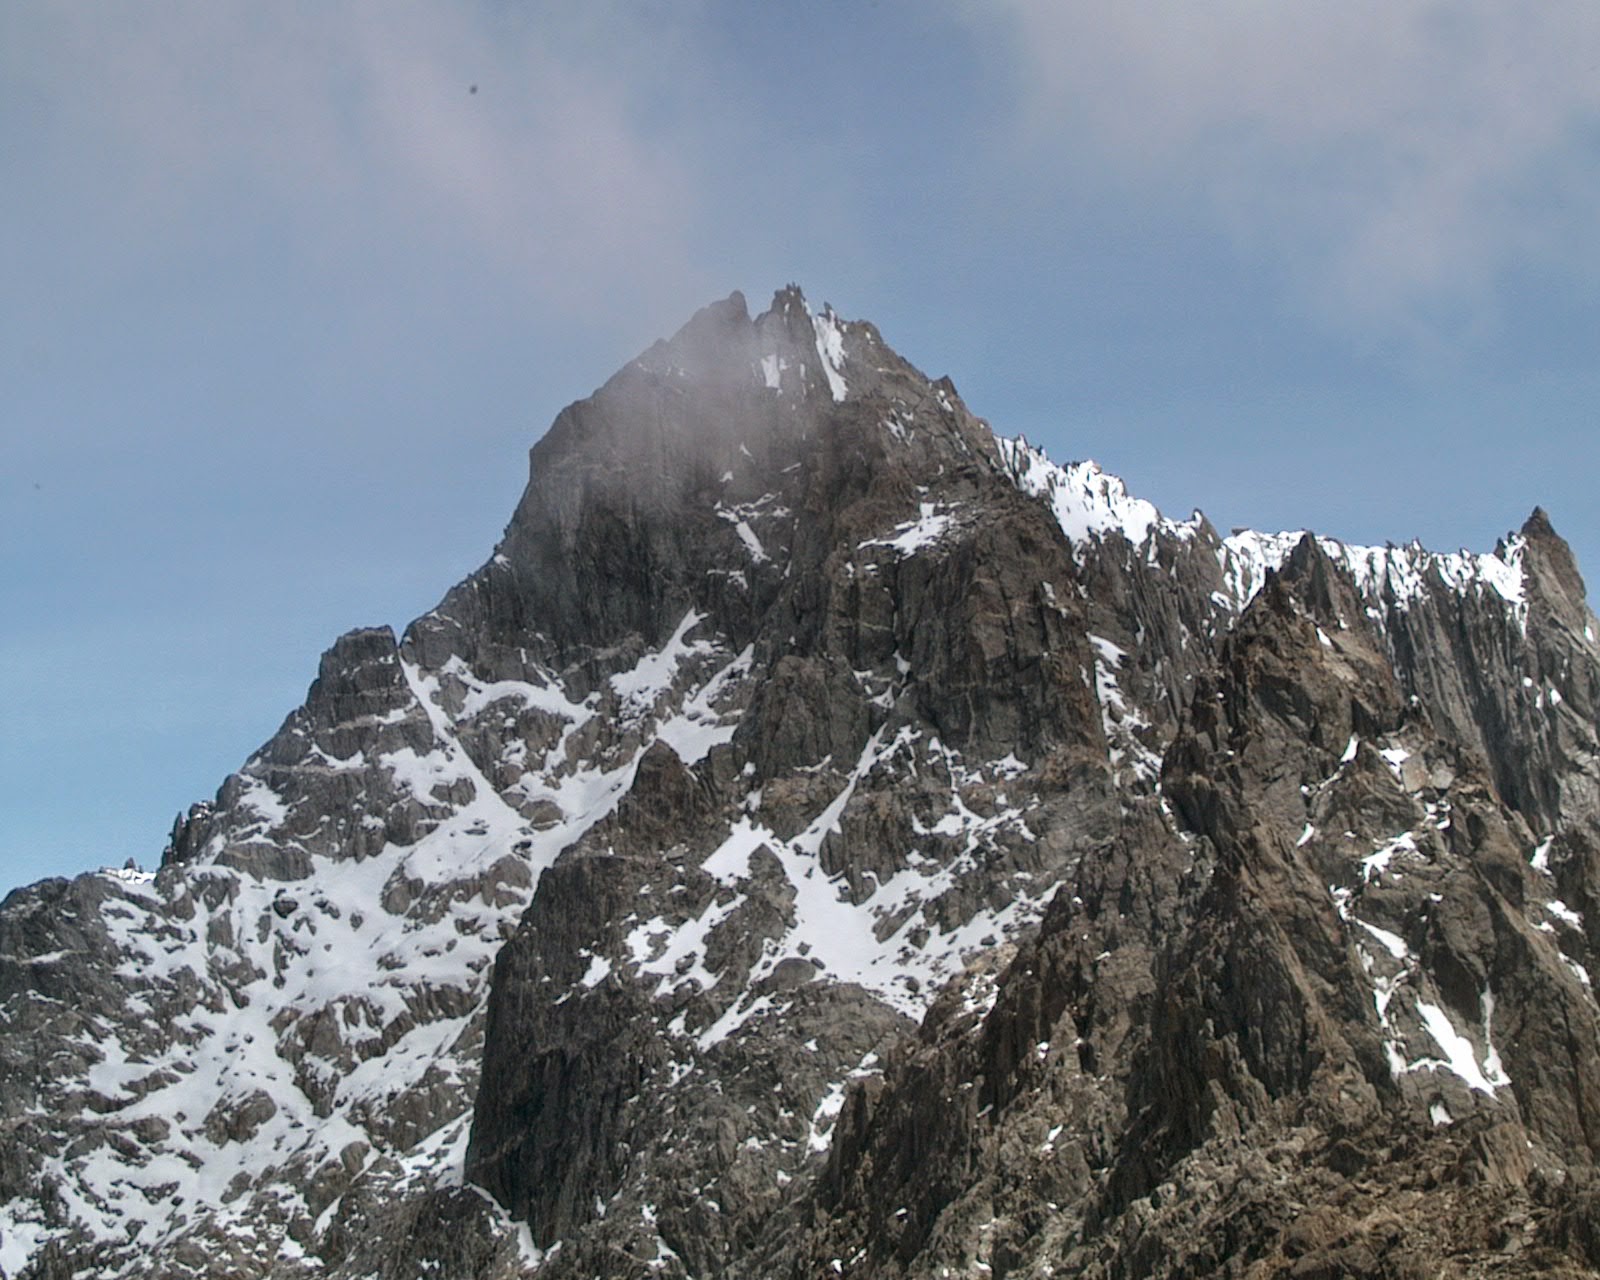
[4,289,1600,1279]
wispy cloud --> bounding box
[973,1,1600,334]
[6,1,713,334]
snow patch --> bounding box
[812,309,848,401]
[610,610,718,714]
[1413,996,1509,1095]
[860,503,955,558]
[996,437,1191,557]
[1530,837,1554,874]
[1360,831,1418,883]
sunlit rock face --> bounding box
[5,289,1600,1280]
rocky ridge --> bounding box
[2,288,1599,1279]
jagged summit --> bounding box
[6,290,1600,1280]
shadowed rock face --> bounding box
[5,289,1600,1280]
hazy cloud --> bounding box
[5,1,712,333]
[975,1,1600,332]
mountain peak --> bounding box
[7,288,1600,1280]
[1517,503,1591,619]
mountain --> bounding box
[4,287,1600,1279]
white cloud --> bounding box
[977,1,1600,330]
[4,1,713,332]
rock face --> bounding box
[4,287,1600,1279]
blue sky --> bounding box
[4,1,1599,892]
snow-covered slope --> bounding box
[0,609,756,1277]
[996,435,1201,556]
